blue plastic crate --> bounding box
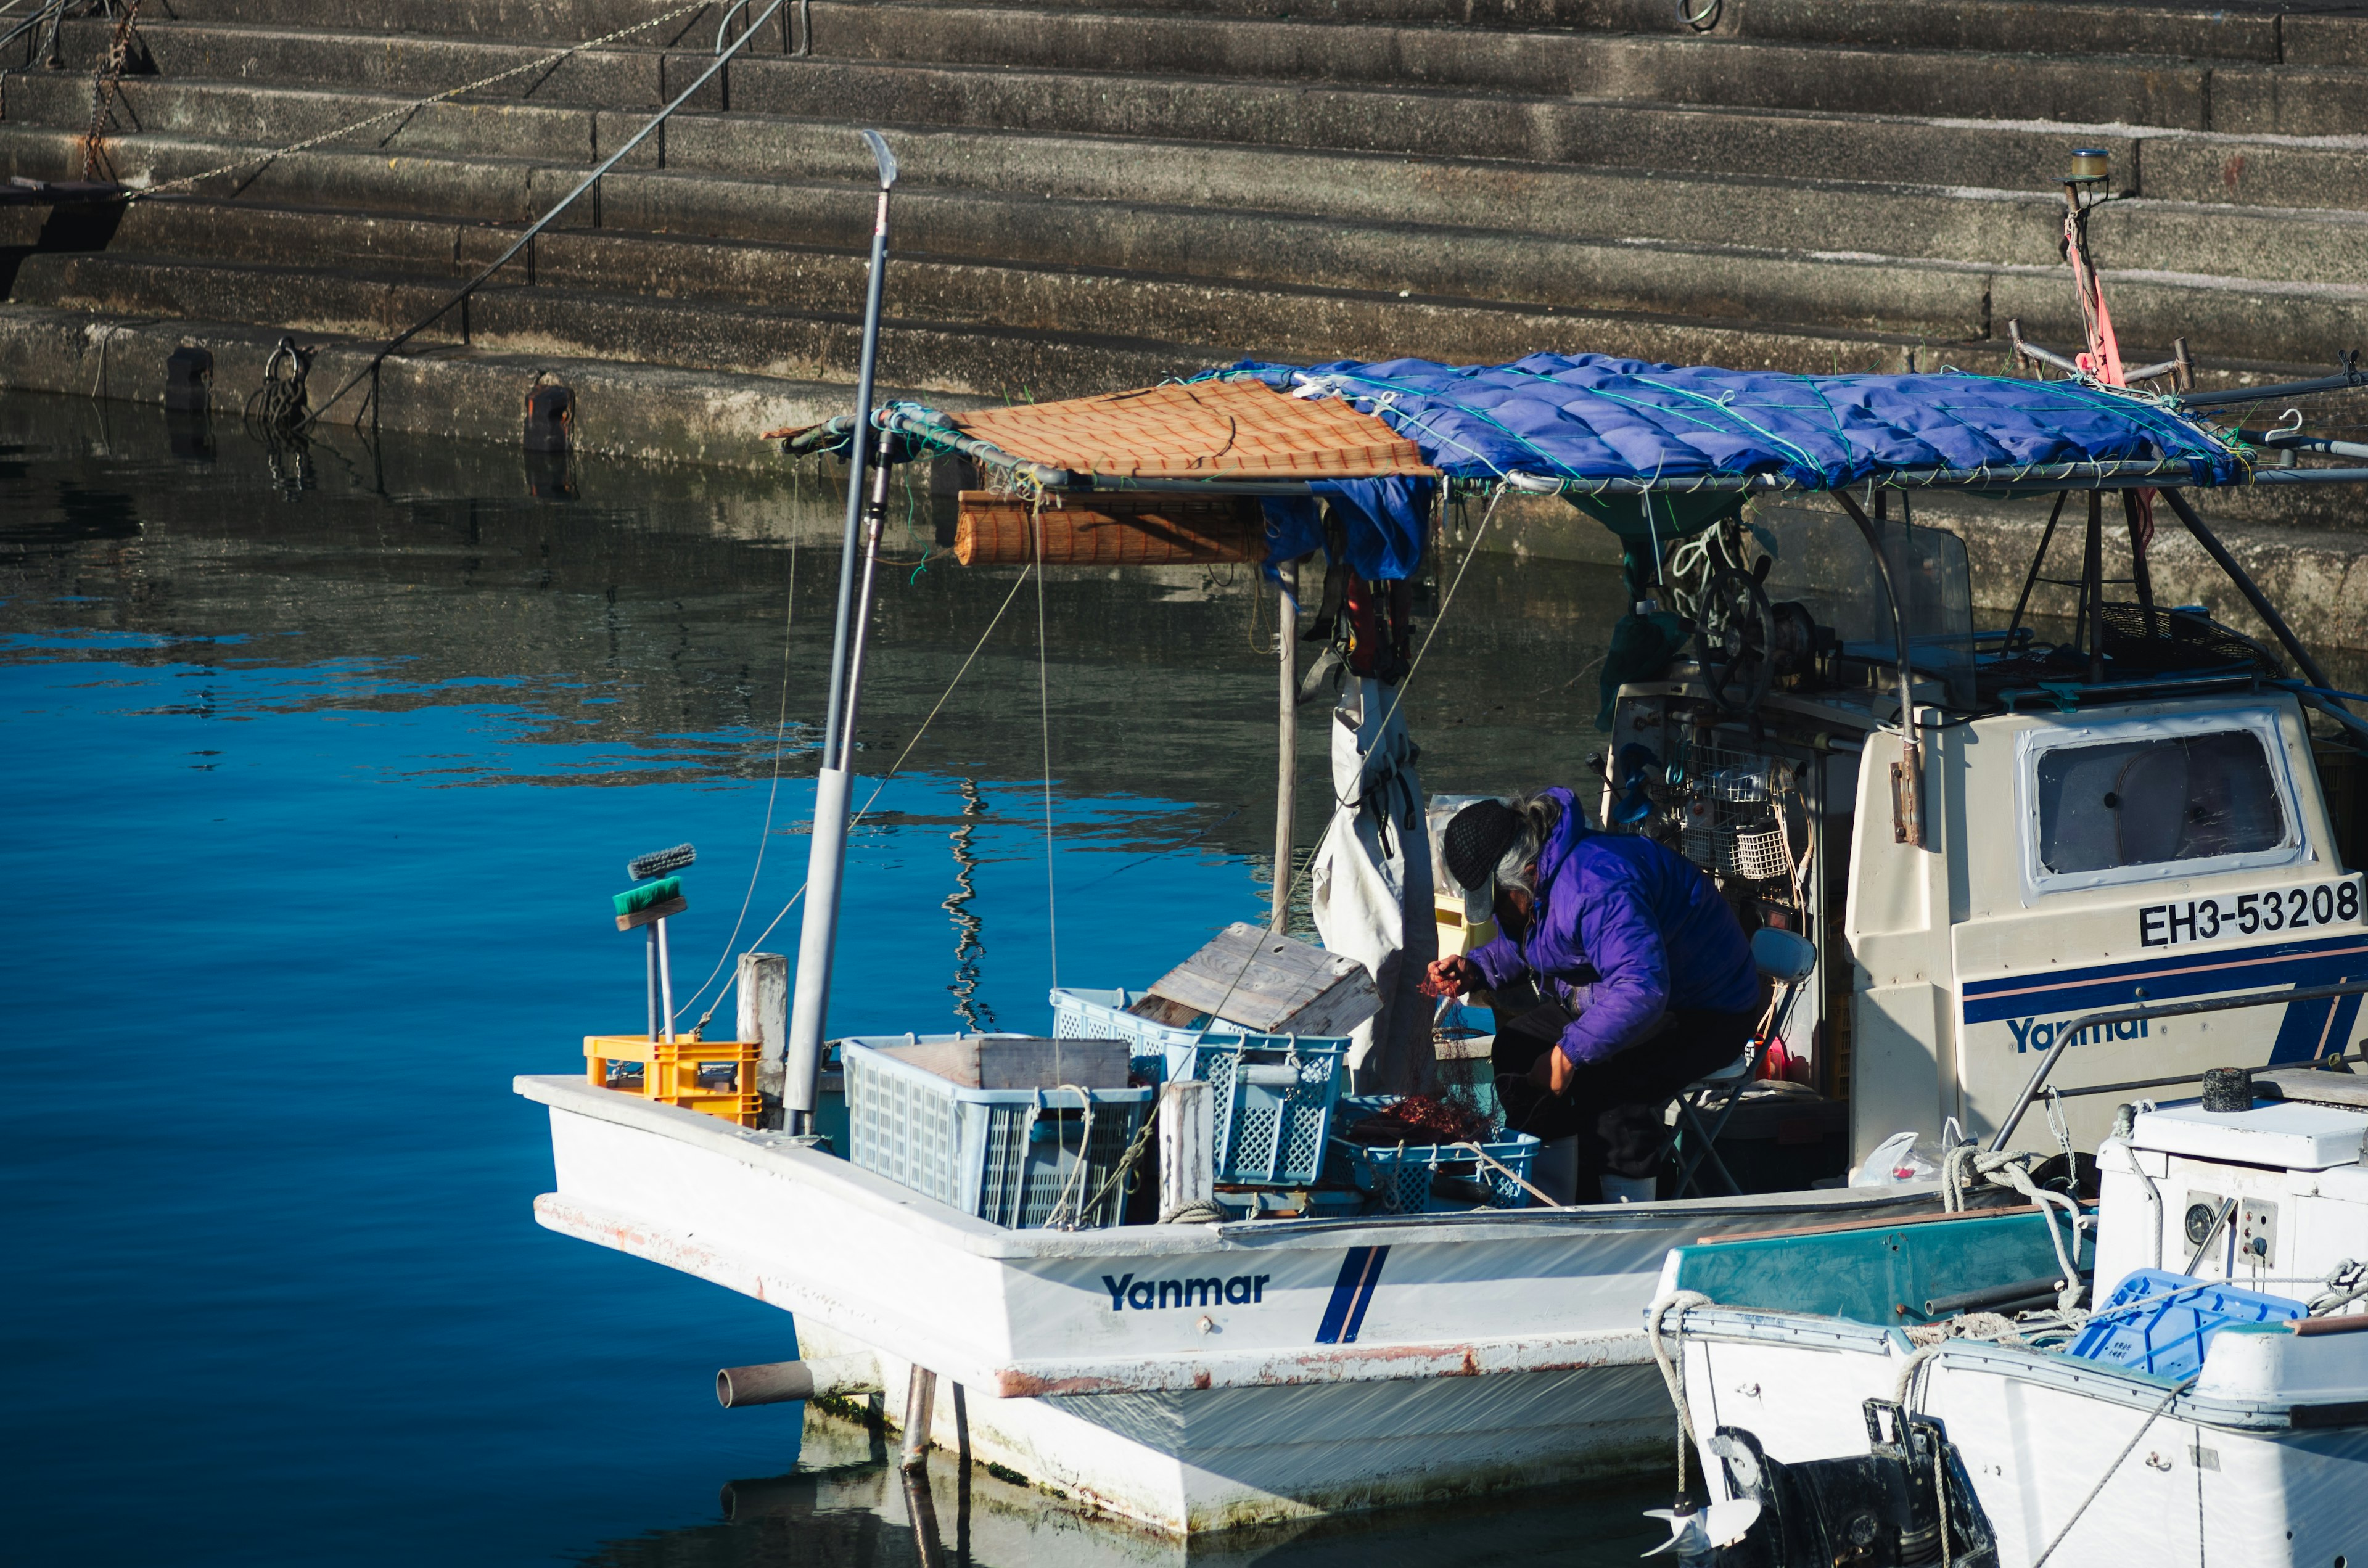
[1051,989,1349,1184]
[1328,1094,1540,1213]
[1177,1036,1347,1187]
[1048,988,1200,1083]
[2066,1268,2306,1380]
[840,1035,1153,1229]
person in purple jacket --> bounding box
[1427,787,1759,1201]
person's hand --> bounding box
[1526,1046,1574,1095]
[1423,954,1482,999]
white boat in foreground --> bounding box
[519,1070,1932,1530]
[1651,1067,2368,1566]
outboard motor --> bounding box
[1703,1402,1997,1567]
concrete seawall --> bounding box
[3,0,2366,646]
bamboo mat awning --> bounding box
[947,378,1434,480]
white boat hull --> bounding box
[518,1074,1932,1533]
[1670,1307,2368,1567]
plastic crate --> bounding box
[1327,1095,1540,1213]
[585,1035,763,1127]
[840,1035,1153,1229]
[1050,988,1201,1082]
[2066,1268,2306,1380]
[1176,1037,1347,1186]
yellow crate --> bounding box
[585,1036,763,1127]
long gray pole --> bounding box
[1833,490,1924,848]
[784,131,898,1136]
[1272,561,1297,931]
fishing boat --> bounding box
[512,140,2368,1537]
[1646,1063,2368,1567]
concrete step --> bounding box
[51,11,2368,135]
[136,0,2368,67]
[25,115,2368,303]
[30,65,2368,214]
[19,188,2367,384]
[194,197,2368,368]
[12,245,2034,402]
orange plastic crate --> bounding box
[584,1035,763,1127]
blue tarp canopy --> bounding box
[1228,353,2245,493]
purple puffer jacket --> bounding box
[1468,787,1758,1065]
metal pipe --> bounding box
[1986,979,2368,1151]
[2004,490,2069,646]
[783,131,898,1135]
[716,1353,884,1408]
[1832,490,1923,848]
[2155,487,2333,689]
[1272,559,1297,932]
[656,916,676,1043]
[645,924,660,1041]
[2177,367,2368,411]
[2082,489,2105,684]
[900,1365,938,1470]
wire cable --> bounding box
[739,564,1036,958]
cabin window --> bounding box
[2019,710,2306,897]
[2036,731,2286,874]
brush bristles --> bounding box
[627,842,697,880]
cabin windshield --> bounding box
[1756,504,1975,706]
[2035,729,2288,875]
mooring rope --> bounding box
[1645,1289,1713,1499]
[129,1,711,203]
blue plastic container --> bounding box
[839,1035,1153,1229]
[2066,1268,2306,1380]
[1328,1094,1539,1213]
[1050,988,1350,1185]
[1048,988,1201,1083]
[1175,1037,1347,1187]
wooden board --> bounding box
[1144,922,1379,1036]
[874,1036,1130,1090]
[2261,1064,2368,1110]
[615,893,688,931]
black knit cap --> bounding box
[1442,798,1521,891]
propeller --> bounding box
[1642,1497,1762,1564]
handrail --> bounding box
[1987,979,2368,1151]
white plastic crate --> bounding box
[841,1035,1153,1229]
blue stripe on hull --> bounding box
[1314,1246,1389,1345]
[1960,932,2368,1028]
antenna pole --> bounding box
[784,131,898,1136]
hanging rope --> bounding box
[1645,1289,1713,1499]
[676,539,796,1032]
[738,564,1037,958]
[2029,1377,2193,1567]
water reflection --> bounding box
[584,1410,1670,1568]
[944,778,998,1032]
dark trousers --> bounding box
[1494,1004,1757,1198]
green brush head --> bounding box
[613,876,683,917]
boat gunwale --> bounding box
[516,1073,1941,1260]
[1672,1302,2358,1431]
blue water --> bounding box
[1,396,1657,1566]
